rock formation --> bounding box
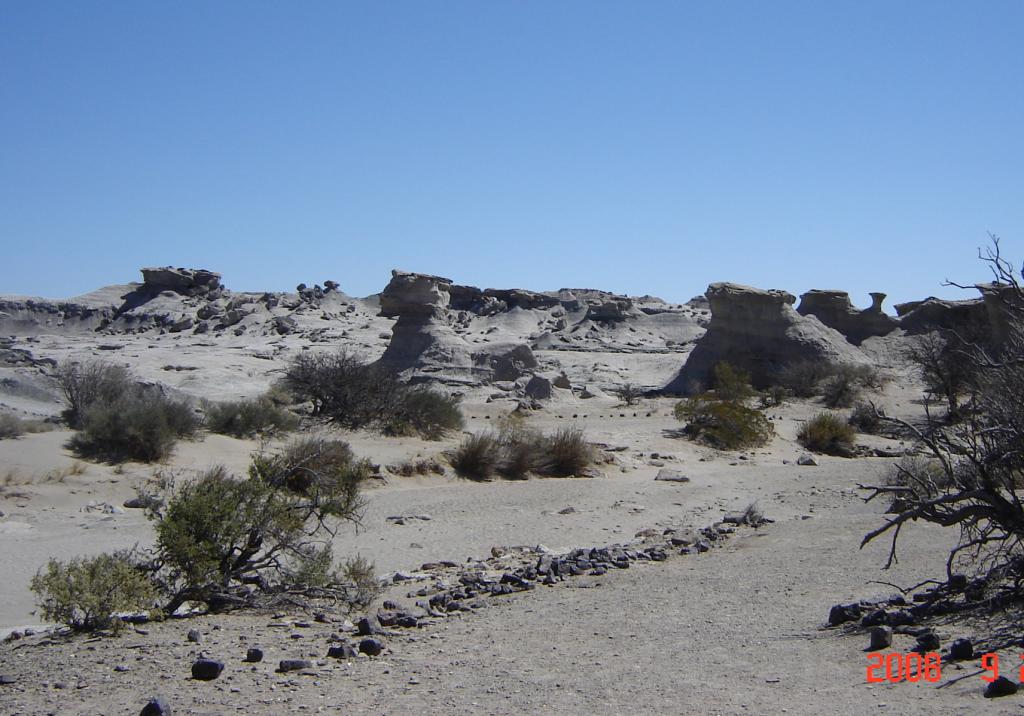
[664,282,869,392]
[894,295,989,334]
[376,271,540,386]
[139,267,222,297]
[796,290,898,344]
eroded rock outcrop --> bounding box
[377,271,540,385]
[664,282,869,392]
[140,267,222,297]
[894,295,988,334]
[796,290,898,344]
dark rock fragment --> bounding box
[190,659,224,681]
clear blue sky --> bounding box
[2,1,1022,308]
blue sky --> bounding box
[2,2,1022,308]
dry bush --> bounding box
[447,432,501,481]
[674,395,774,450]
[614,383,642,406]
[0,414,25,439]
[797,412,856,456]
[544,426,595,477]
[53,360,133,429]
[284,351,462,438]
[821,372,861,408]
[448,423,596,480]
[68,390,198,463]
[389,457,445,477]
[903,330,978,420]
[848,402,884,434]
[774,360,835,398]
[204,396,299,438]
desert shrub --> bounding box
[389,457,445,477]
[153,437,368,612]
[54,360,133,429]
[759,385,788,408]
[674,396,774,449]
[821,372,860,408]
[30,551,157,632]
[339,554,382,609]
[385,388,464,439]
[797,412,855,456]
[543,426,595,477]
[448,424,595,480]
[848,402,883,434]
[0,414,24,439]
[903,330,978,420]
[68,390,198,463]
[774,360,835,398]
[283,350,401,426]
[614,383,641,406]
[284,351,462,438]
[711,362,755,401]
[204,396,299,437]
[448,432,501,481]
[774,360,882,403]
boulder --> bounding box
[665,282,870,392]
[524,375,553,400]
[796,290,898,344]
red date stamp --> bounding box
[866,652,1020,684]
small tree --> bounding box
[151,437,369,613]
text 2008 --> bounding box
[867,652,1017,684]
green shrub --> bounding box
[205,396,299,437]
[448,432,501,481]
[68,390,198,463]
[30,551,156,632]
[711,362,755,401]
[674,396,774,449]
[798,412,856,456]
